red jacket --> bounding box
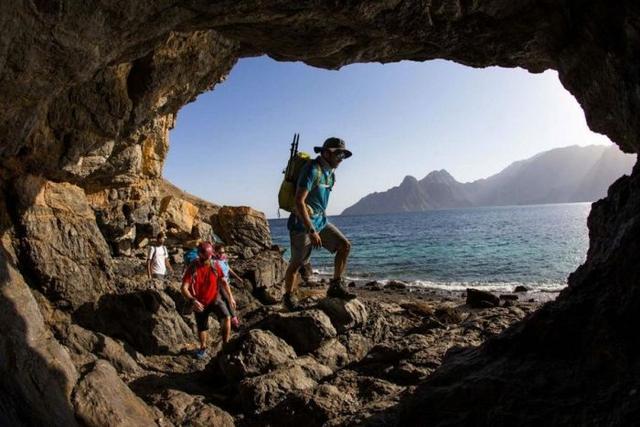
[182,259,224,306]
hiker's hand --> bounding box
[230,297,237,310]
[193,300,204,312]
[310,231,322,248]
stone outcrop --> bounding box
[216,329,297,382]
[14,175,114,309]
[73,360,158,427]
[0,247,79,427]
[1,1,640,426]
[211,206,273,258]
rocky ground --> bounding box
[41,254,544,427]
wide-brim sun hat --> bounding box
[313,137,352,158]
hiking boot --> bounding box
[327,278,357,300]
[194,348,207,360]
[283,292,301,312]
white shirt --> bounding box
[147,245,168,275]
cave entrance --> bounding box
[165,55,633,299]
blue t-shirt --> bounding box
[287,158,335,233]
[216,259,230,280]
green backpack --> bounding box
[278,133,334,214]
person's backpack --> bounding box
[278,133,334,214]
[183,247,199,265]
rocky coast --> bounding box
[71,253,544,426]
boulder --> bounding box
[466,288,500,308]
[148,389,234,427]
[317,298,368,333]
[385,280,408,290]
[191,220,213,241]
[314,338,350,370]
[239,356,332,414]
[73,360,157,427]
[211,206,272,256]
[14,175,114,309]
[262,309,337,354]
[514,285,530,293]
[0,247,79,426]
[216,329,297,382]
[62,324,142,376]
[73,289,195,355]
[160,196,198,235]
[434,303,464,324]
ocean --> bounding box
[268,203,592,294]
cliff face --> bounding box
[1,1,639,426]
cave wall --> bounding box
[1,1,639,425]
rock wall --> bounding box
[0,1,639,426]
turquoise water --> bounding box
[268,203,592,293]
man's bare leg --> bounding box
[333,240,351,280]
[221,317,231,344]
[285,261,302,294]
[198,331,207,350]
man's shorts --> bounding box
[194,296,231,332]
[289,223,349,267]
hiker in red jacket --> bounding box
[181,241,236,359]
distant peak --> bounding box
[421,169,457,184]
[400,175,418,186]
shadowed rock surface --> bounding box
[0,1,639,426]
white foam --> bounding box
[308,269,566,293]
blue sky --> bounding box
[165,56,611,218]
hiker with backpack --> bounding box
[181,241,236,359]
[280,136,356,311]
[147,232,173,281]
[214,243,241,329]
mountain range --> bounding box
[341,145,637,216]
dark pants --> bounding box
[194,297,231,332]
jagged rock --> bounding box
[434,303,464,324]
[265,370,404,426]
[160,196,198,236]
[262,309,337,354]
[148,389,234,427]
[400,301,435,317]
[239,356,332,414]
[317,297,368,333]
[340,332,373,363]
[466,288,500,308]
[73,289,195,355]
[0,246,79,426]
[191,220,213,241]
[14,175,114,309]
[385,280,408,290]
[62,324,142,376]
[500,294,519,301]
[73,360,157,427]
[314,338,350,370]
[211,206,272,256]
[216,329,297,382]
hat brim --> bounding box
[314,147,352,158]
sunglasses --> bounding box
[333,151,347,160]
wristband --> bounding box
[307,226,316,234]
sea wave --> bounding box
[311,268,566,293]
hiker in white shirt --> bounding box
[147,232,173,280]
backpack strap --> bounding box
[312,161,335,191]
